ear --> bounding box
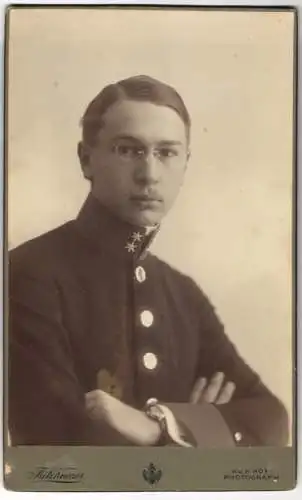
[77,141,93,181]
[184,149,191,172]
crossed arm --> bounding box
[85,372,236,446]
[9,269,289,446]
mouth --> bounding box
[130,195,163,209]
[131,194,162,202]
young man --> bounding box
[9,75,288,446]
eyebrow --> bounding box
[157,140,184,146]
[111,135,141,144]
[111,135,184,146]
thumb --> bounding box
[190,377,207,403]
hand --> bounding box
[85,390,161,445]
[190,372,236,405]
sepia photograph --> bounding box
[4,5,296,491]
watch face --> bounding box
[148,406,165,422]
[145,397,159,407]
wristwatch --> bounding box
[144,398,194,447]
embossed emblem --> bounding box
[142,462,162,485]
[132,231,143,242]
[125,241,137,253]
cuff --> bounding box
[163,402,235,448]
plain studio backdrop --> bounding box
[7,9,294,427]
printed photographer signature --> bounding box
[29,465,84,484]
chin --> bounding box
[128,209,163,228]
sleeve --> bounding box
[8,260,134,446]
[190,290,290,447]
[163,402,237,448]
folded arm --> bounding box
[9,268,145,446]
[189,289,290,447]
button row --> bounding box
[135,265,157,371]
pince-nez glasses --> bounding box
[111,143,186,164]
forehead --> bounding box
[98,100,187,144]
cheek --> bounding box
[164,169,185,195]
[92,160,133,192]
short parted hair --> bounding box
[80,75,191,146]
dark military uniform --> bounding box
[9,194,289,446]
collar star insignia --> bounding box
[125,241,137,253]
[132,231,143,242]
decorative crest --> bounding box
[142,462,162,485]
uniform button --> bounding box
[142,352,158,370]
[234,432,243,443]
[135,266,146,283]
[140,310,154,327]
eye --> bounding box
[158,148,178,159]
[114,144,137,157]
[113,143,145,159]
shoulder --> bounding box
[9,221,75,278]
[147,255,225,333]
[147,253,210,306]
[148,253,193,284]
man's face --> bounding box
[79,100,189,227]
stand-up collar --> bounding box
[75,193,159,261]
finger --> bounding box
[85,390,105,410]
[87,405,104,420]
[85,393,97,411]
[85,392,94,401]
[85,391,98,403]
[85,395,107,419]
[85,399,96,411]
[215,381,236,405]
[203,372,225,403]
[85,390,100,400]
[190,377,207,403]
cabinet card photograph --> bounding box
[4,5,297,492]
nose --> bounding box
[133,152,162,186]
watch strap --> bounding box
[144,398,194,448]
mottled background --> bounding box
[7,9,294,424]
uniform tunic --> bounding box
[9,194,289,446]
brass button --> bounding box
[234,432,243,442]
[142,352,158,370]
[135,266,146,283]
[140,310,154,327]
